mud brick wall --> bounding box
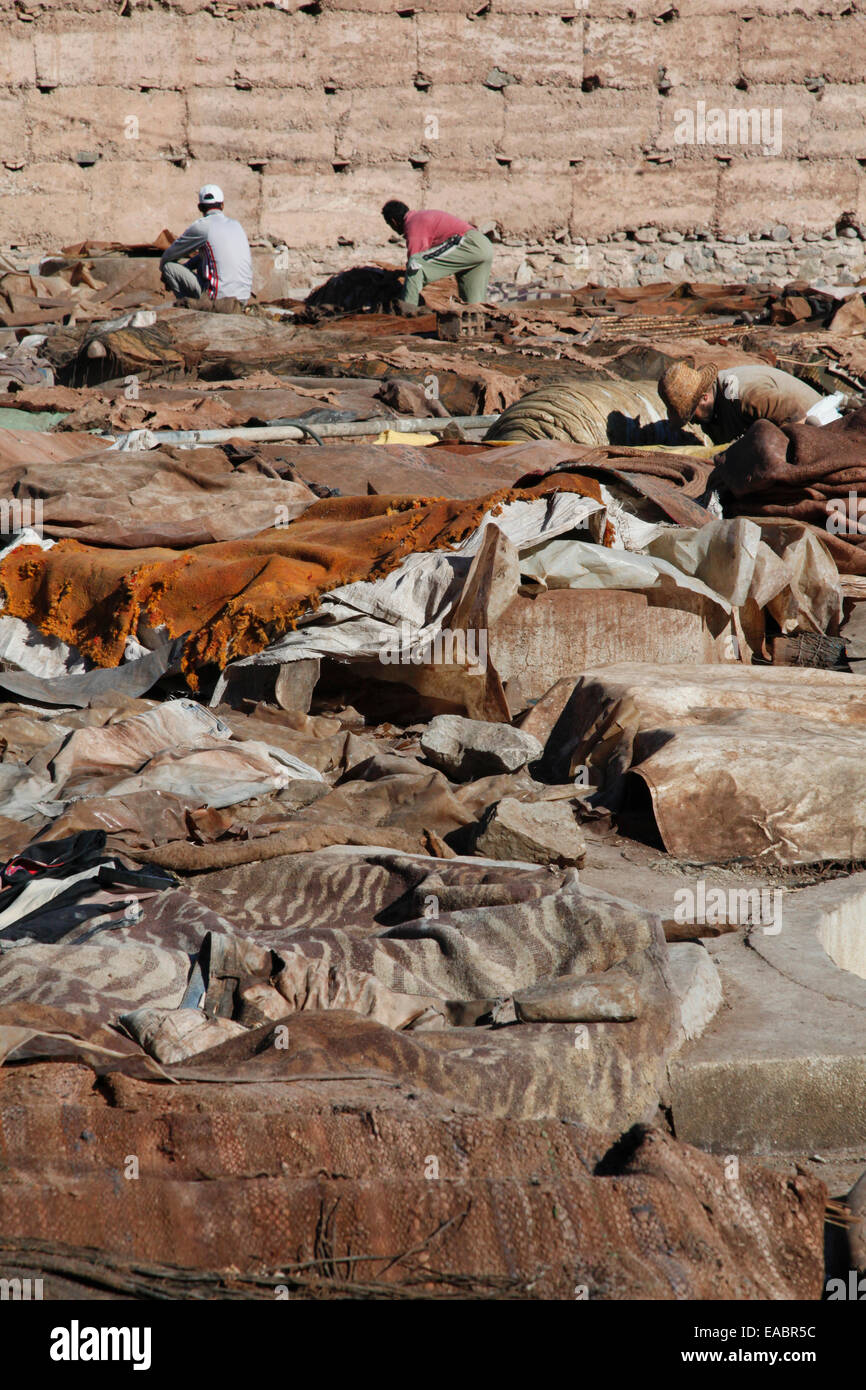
[1,1,865,287]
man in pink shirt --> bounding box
[382,201,494,308]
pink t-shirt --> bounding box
[404,210,474,257]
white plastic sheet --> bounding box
[210,492,606,703]
[519,536,733,615]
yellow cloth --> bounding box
[373,430,439,446]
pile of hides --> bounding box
[0,1066,825,1298]
[484,379,696,447]
[0,259,857,1303]
[504,510,841,665]
[515,442,719,527]
[713,405,866,574]
[0,429,114,470]
[538,663,866,865]
[41,311,301,388]
[265,439,601,500]
[566,277,858,328]
[5,375,404,435]
[0,450,842,712]
[208,489,608,713]
[349,341,529,414]
[106,848,679,1126]
[302,265,405,318]
[0,697,322,832]
[60,232,176,258]
[0,265,144,330]
[0,476,603,680]
[0,802,828,1297]
[0,341,53,392]
[0,445,316,548]
[0,696,417,851]
[300,263,462,322]
[0,690,583,856]
[0,748,676,1134]
[0,244,168,331]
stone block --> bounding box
[0,93,26,158]
[23,88,186,162]
[418,12,584,87]
[261,166,424,249]
[810,85,866,159]
[666,942,723,1044]
[188,87,334,162]
[33,16,191,89]
[580,0,674,13]
[654,85,809,159]
[491,0,580,11]
[569,161,718,239]
[275,658,320,714]
[186,13,318,88]
[338,85,506,164]
[717,159,860,237]
[584,16,738,89]
[327,0,477,9]
[0,159,259,249]
[669,923,866,1153]
[330,87,488,164]
[512,966,639,1022]
[318,13,418,90]
[250,246,293,302]
[678,0,841,11]
[421,161,574,239]
[421,715,543,781]
[502,86,659,162]
[741,14,866,84]
[0,162,99,246]
[227,13,416,90]
[0,31,37,86]
[475,796,586,869]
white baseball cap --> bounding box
[198,184,224,206]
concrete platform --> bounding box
[579,834,866,1166]
[669,875,866,1157]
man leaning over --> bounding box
[382,201,494,310]
[657,359,837,446]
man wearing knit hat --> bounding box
[160,185,253,305]
[658,359,826,445]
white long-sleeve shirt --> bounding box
[160,209,253,302]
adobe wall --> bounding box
[1,1,864,288]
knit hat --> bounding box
[658,360,719,423]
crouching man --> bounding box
[658,359,833,445]
[160,184,253,306]
[382,200,494,309]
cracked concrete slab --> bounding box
[579,830,866,1160]
[669,874,866,1156]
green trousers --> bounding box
[403,229,494,306]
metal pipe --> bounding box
[106,414,500,449]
